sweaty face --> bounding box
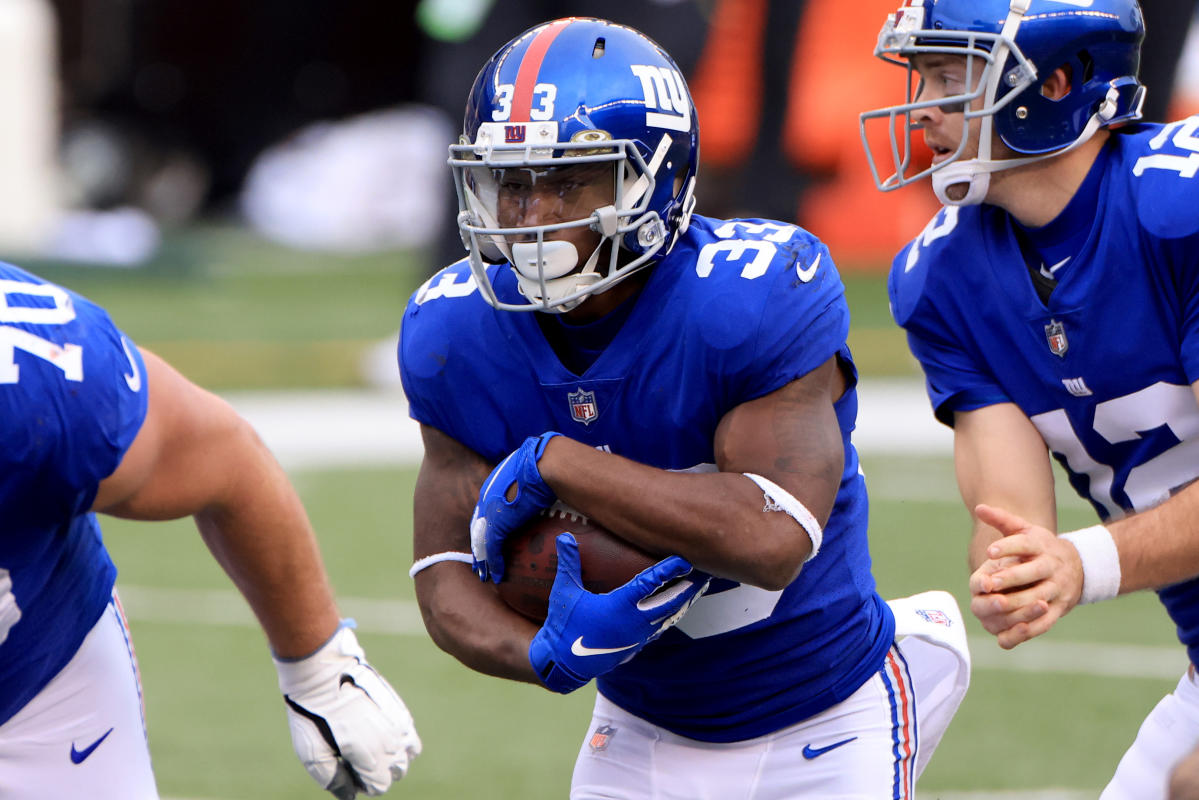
[490,162,615,255]
[910,54,983,166]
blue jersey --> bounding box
[0,263,147,725]
[891,118,1199,665]
[401,215,895,742]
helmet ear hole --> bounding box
[1078,50,1095,83]
[1039,66,1073,102]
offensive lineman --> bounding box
[402,17,969,798]
[860,0,1199,796]
[0,261,420,797]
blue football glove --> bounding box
[470,432,560,582]
[529,533,710,694]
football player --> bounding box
[402,17,969,798]
[860,0,1199,796]
[0,264,420,797]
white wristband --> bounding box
[408,551,473,578]
[1060,525,1121,605]
[742,473,823,561]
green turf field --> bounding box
[31,229,1183,797]
[100,459,1183,800]
[22,224,919,391]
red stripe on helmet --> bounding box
[511,18,573,121]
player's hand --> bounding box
[274,623,422,799]
[470,432,560,583]
[529,533,710,694]
[968,504,1084,649]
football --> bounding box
[497,501,659,622]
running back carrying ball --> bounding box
[498,502,658,621]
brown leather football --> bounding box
[497,502,659,622]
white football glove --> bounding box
[274,622,421,798]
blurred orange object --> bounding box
[691,0,942,269]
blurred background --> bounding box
[5,0,1197,389]
[9,0,1195,391]
[8,0,1199,797]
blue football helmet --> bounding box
[449,17,699,312]
[859,0,1145,205]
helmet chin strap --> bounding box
[932,0,1024,206]
[931,107,1110,206]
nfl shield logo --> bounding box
[589,725,616,753]
[1044,319,1068,357]
[568,388,599,425]
[916,608,952,627]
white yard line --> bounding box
[117,584,1186,681]
[165,794,1092,800]
[222,379,952,471]
[935,793,1091,800]
[116,584,426,636]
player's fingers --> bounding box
[325,763,361,800]
[997,605,1059,649]
[983,532,1045,561]
[972,584,1051,622]
[551,533,583,587]
[975,503,1033,537]
[970,554,1026,594]
[986,557,1055,592]
[970,594,1048,635]
[641,555,694,586]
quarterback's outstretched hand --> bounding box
[470,432,560,582]
[529,533,709,694]
[274,622,421,799]
[969,504,1084,649]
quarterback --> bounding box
[861,0,1199,796]
[402,16,969,798]
[0,263,420,797]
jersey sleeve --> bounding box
[889,238,1010,426]
[1128,118,1199,382]
[399,263,472,433]
[0,275,148,519]
[728,235,849,403]
[56,295,148,513]
[398,261,515,455]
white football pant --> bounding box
[0,594,158,798]
[572,590,970,799]
[1102,666,1199,800]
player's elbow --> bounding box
[1169,746,1199,800]
[724,519,810,591]
[748,546,807,591]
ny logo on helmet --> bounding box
[630,65,691,133]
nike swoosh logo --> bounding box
[796,252,821,283]
[802,736,857,759]
[120,336,141,392]
[570,636,638,657]
[1039,257,1070,280]
[70,727,114,764]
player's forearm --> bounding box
[194,433,340,658]
[968,524,1003,572]
[414,566,541,683]
[1108,481,1199,593]
[538,437,820,590]
[953,405,1059,573]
